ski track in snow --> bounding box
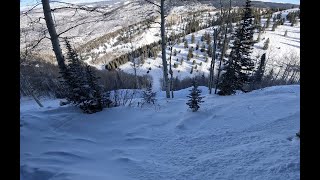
[20,85,300,180]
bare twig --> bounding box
[144,0,161,8]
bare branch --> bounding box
[30,36,50,50]
[21,3,42,15]
[144,0,161,8]
[56,18,106,36]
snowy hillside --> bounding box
[252,8,300,75]
[118,8,300,91]
[20,85,300,180]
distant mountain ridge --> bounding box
[196,0,298,9]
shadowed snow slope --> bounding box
[20,85,300,180]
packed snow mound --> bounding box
[20,85,300,180]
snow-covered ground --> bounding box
[252,8,300,73]
[119,8,300,91]
[21,85,300,180]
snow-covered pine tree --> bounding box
[186,80,204,112]
[81,65,104,113]
[142,83,156,105]
[61,38,107,113]
[218,0,255,95]
[61,38,88,106]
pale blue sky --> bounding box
[20,0,300,8]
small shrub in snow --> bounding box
[173,49,177,56]
[142,83,156,105]
[186,80,204,112]
[263,38,270,50]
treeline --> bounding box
[77,16,158,54]
[105,40,162,70]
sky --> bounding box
[20,0,300,9]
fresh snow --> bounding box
[21,85,300,180]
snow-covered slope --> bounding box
[252,8,300,74]
[20,85,300,180]
[118,8,300,91]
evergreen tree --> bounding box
[200,44,206,52]
[266,15,271,28]
[218,0,255,95]
[257,29,261,42]
[186,80,204,112]
[61,39,88,107]
[188,47,193,59]
[191,34,195,43]
[142,83,156,104]
[184,40,188,48]
[271,23,277,31]
[263,38,270,50]
[61,39,107,113]
[82,65,103,113]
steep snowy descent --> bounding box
[20,85,300,180]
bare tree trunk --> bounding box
[160,0,170,98]
[209,28,217,94]
[169,45,174,98]
[215,0,232,94]
[128,26,139,89]
[272,67,282,84]
[41,0,67,73]
[288,69,297,84]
